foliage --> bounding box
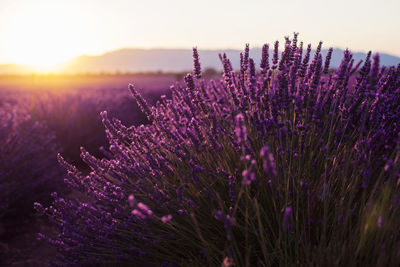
[39,35,400,266]
[29,88,167,167]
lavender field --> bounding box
[1,34,400,266]
[0,74,177,264]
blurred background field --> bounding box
[0,73,180,163]
[0,72,178,265]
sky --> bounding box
[0,0,399,70]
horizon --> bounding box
[1,39,400,71]
[0,43,400,75]
[1,0,399,72]
[0,45,399,75]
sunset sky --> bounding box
[0,0,399,70]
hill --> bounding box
[1,48,399,74]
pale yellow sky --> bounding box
[0,0,399,70]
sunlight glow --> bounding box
[0,0,399,73]
[0,1,96,71]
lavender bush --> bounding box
[39,35,400,266]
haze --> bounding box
[0,0,399,71]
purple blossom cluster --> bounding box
[39,35,400,266]
[30,87,170,168]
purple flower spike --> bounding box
[34,202,44,215]
[260,145,277,182]
[192,47,202,79]
[132,209,146,220]
[242,159,257,186]
[224,214,236,230]
[242,44,250,72]
[234,114,247,145]
[161,214,172,223]
[184,73,195,91]
[323,47,333,74]
[260,43,270,74]
[214,210,224,220]
[377,216,383,228]
[284,206,292,218]
[283,206,292,230]
[128,194,136,207]
[272,41,279,70]
[137,202,153,216]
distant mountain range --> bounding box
[1,48,399,74]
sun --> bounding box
[11,44,75,72]
[2,1,91,72]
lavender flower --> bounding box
[242,43,250,72]
[242,160,257,185]
[323,47,333,74]
[234,113,247,145]
[260,145,277,182]
[283,206,292,230]
[260,43,270,74]
[272,41,279,70]
[192,47,202,79]
[161,214,172,223]
[128,194,136,207]
[377,216,383,228]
